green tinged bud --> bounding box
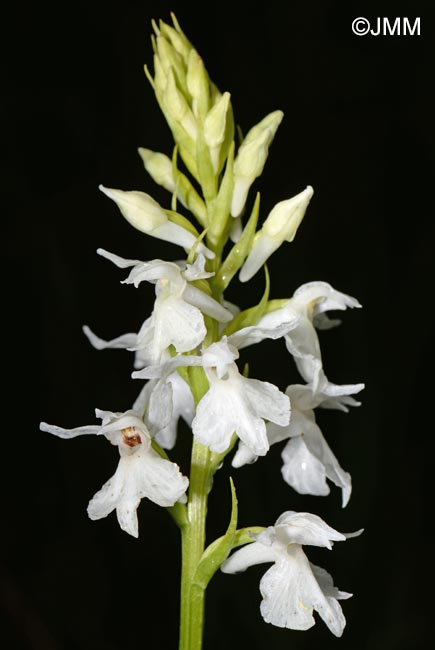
[163,70,197,140]
[239,185,313,282]
[153,54,167,96]
[263,186,313,242]
[138,147,207,227]
[156,35,188,97]
[159,21,191,61]
[204,92,231,173]
[138,148,175,192]
[231,110,284,217]
[99,185,168,232]
[187,49,210,117]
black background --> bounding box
[3,0,434,648]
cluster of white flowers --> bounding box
[40,15,363,642]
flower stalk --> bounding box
[179,441,211,650]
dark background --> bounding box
[3,0,434,648]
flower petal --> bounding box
[156,372,194,449]
[134,447,189,507]
[243,377,290,427]
[221,541,276,574]
[259,547,347,636]
[231,441,258,468]
[259,554,316,630]
[281,436,330,498]
[192,383,244,453]
[183,254,214,280]
[273,511,346,549]
[83,325,137,351]
[228,309,299,349]
[310,563,352,601]
[97,247,142,268]
[39,421,100,439]
[154,294,206,353]
[183,285,233,322]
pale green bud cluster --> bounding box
[107,14,314,293]
[145,15,234,192]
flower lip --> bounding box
[120,426,142,447]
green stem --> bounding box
[179,441,211,650]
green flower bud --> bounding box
[204,92,231,172]
[99,185,167,232]
[162,70,197,140]
[159,20,191,62]
[231,110,284,217]
[187,49,210,117]
[138,148,208,227]
[138,148,175,193]
[263,186,313,242]
[239,185,313,282]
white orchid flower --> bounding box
[283,281,362,390]
[222,511,353,636]
[234,281,362,394]
[135,337,290,456]
[133,372,194,450]
[233,381,363,506]
[83,250,232,365]
[40,410,189,538]
[99,185,214,259]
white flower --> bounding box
[283,281,362,391]
[135,337,290,456]
[99,185,214,259]
[239,186,313,282]
[83,250,232,365]
[235,281,362,394]
[133,372,194,450]
[40,410,189,537]
[222,511,353,637]
[233,381,363,506]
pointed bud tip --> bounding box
[99,184,115,199]
[137,147,152,162]
[305,185,314,198]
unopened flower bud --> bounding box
[156,35,187,96]
[99,186,167,232]
[163,70,197,140]
[99,185,214,258]
[204,92,231,148]
[138,148,208,226]
[138,148,175,193]
[204,92,231,173]
[187,49,210,117]
[231,110,284,218]
[153,54,168,97]
[159,14,192,62]
[239,186,313,282]
[263,185,313,242]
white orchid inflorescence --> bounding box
[41,14,363,650]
